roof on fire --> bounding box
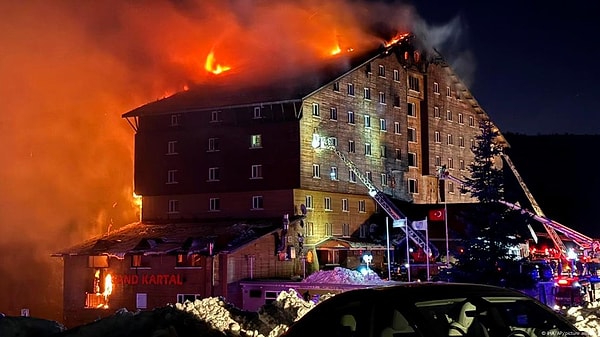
[52,218,289,258]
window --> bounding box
[364,143,372,156]
[210,110,220,122]
[446,110,453,121]
[347,83,355,96]
[327,137,338,147]
[379,92,386,104]
[306,222,314,236]
[250,134,262,148]
[470,138,476,149]
[176,294,201,304]
[380,118,387,131]
[393,95,400,107]
[324,197,332,211]
[342,199,349,212]
[347,111,355,124]
[408,75,420,91]
[348,140,355,153]
[349,170,357,183]
[209,198,220,211]
[364,87,371,100]
[378,64,385,77]
[393,69,399,81]
[167,141,177,155]
[434,106,440,118]
[366,171,372,182]
[408,152,417,167]
[131,254,150,268]
[394,121,401,134]
[448,158,454,169]
[469,116,475,127]
[251,164,262,179]
[458,113,464,124]
[325,223,333,236]
[364,115,371,128]
[407,102,416,117]
[88,256,109,268]
[330,107,338,120]
[380,145,387,158]
[408,179,418,194]
[253,107,262,119]
[459,159,465,170]
[365,63,372,73]
[330,166,338,180]
[312,103,320,117]
[176,253,201,267]
[360,224,368,238]
[381,173,388,186]
[251,196,263,210]
[446,86,451,97]
[312,164,320,178]
[208,137,219,151]
[168,199,179,213]
[448,182,455,194]
[170,114,180,126]
[408,128,416,142]
[435,156,441,166]
[433,82,439,94]
[305,195,313,209]
[167,170,178,184]
[447,134,454,145]
[136,293,148,309]
[459,136,465,148]
[208,167,220,181]
[358,200,366,213]
[333,81,340,92]
[434,131,441,143]
[342,223,350,237]
[395,148,401,161]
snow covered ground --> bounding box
[2,267,599,336]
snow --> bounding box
[2,268,599,336]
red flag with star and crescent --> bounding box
[429,209,445,221]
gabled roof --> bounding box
[53,219,283,258]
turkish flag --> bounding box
[429,209,445,221]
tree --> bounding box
[452,120,532,286]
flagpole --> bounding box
[405,217,411,282]
[386,217,391,281]
[425,218,430,281]
[445,199,449,267]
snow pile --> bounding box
[565,304,600,336]
[302,266,386,284]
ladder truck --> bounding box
[312,136,439,258]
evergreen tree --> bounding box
[452,120,532,286]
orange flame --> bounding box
[205,49,231,75]
[103,274,113,298]
[384,33,410,47]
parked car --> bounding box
[282,283,579,337]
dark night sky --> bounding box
[412,0,600,135]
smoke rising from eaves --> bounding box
[0,0,471,320]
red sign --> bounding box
[112,274,183,286]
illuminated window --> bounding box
[251,196,263,210]
[381,173,388,186]
[348,140,355,153]
[312,164,321,178]
[342,199,349,212]
[330,166,338,180]
[250,134,262,148]
[167,170,178,184]
[433,82,439,94]
[347,83,355,96]
[408,152,417,167]
[458,113,464,124]
[393,69,399,81]
[305,195,313,209]
[394,122,401,134]
[408,179,418,194]
[209,198,220,211]
[349,170,357,183]
[131,254,150,268]
[211,110,220,122]
[434,131,441,143]
[408,75,420,91]
[342,223,350,237]
[408,128,416,142]
[364,115,371,128]
[379,92,386,104]
[364,87,371,100]
[208,137,219,151]
[447,134,454,145]
[358,200,366,213]
[85,268,111,309]
[380,118,387,131]
[170,114,180,126]
[176,253,202,267]
[378,64,385,77]
[324,197,332,211]
[407,102,416,117]
[167,141,177,155]
[253,107,262,119]
[168,200,179,213]
[251,164,262,179]
[330,107,338,120]
[365,143,372,156]
[312,103,320,117]
[88,256,109,268]
[347,111,355,124]
[208,167,220,181]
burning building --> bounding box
[55,34,501,326]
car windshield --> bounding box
[414,295,576,337]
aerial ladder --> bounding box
[312,135,439,258]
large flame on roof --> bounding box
[205,49,231,75]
